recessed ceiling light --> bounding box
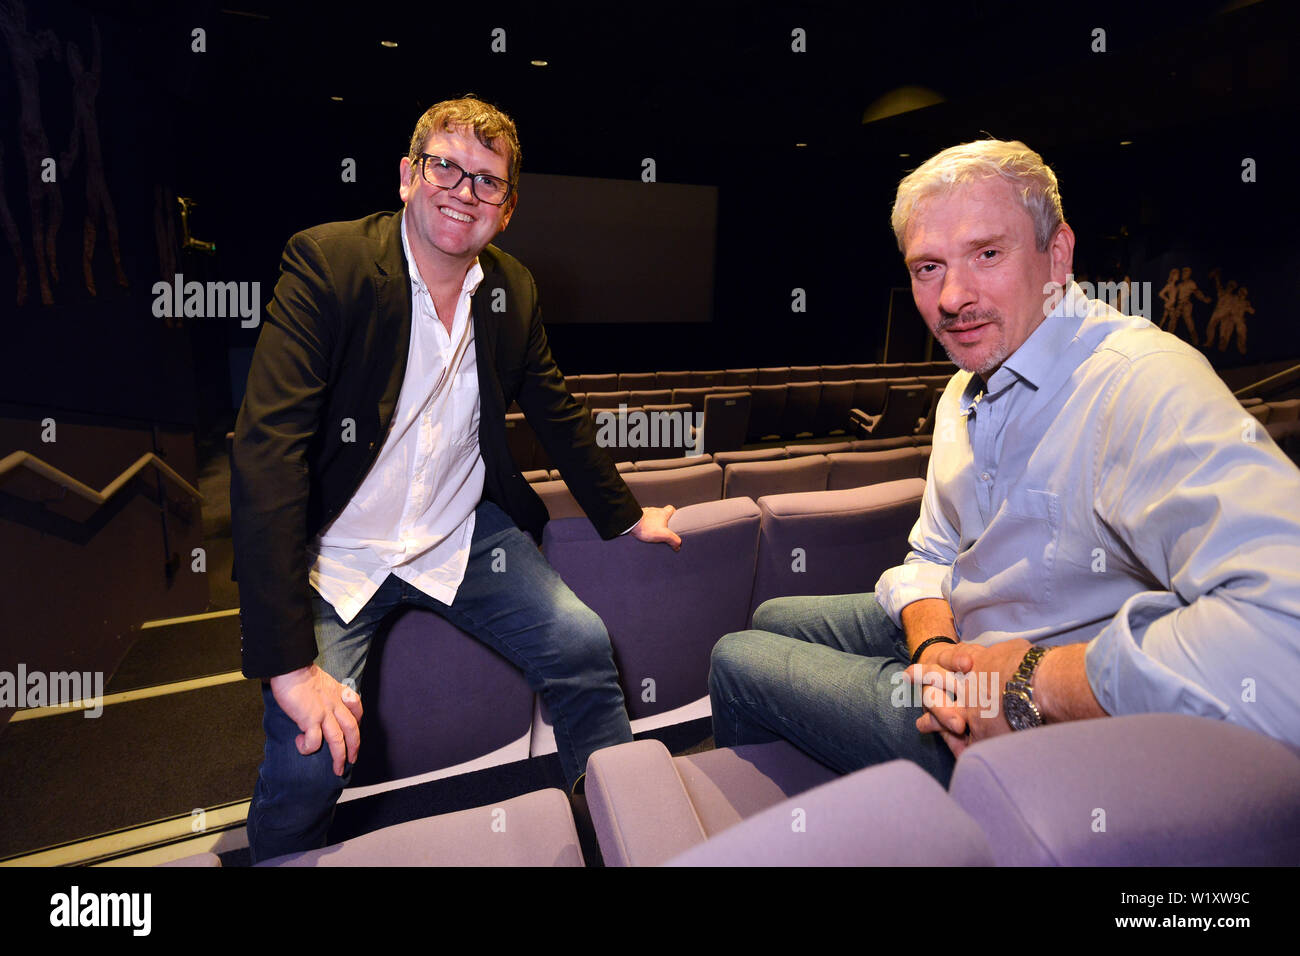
[380,40,398,48]
[330,95,343,101]
[899,152,910,158]
[531,59,548,67]
[1119,140,1133,146]
[795,142,807,147]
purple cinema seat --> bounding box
[701,391,752,454]
[713,447,788,467]
[785,440,854,458]
[259,788,584,867]
[541,497,761,720]
[749,480,925,615]
[756,366,790,385]
[628,388,674,406]
[813,380,856,436]
[948,713,1300,866]
[619,371,657,390]
[585,738,837,866]
[722,455,830,500]
[664,759,994,866]
[825,447,929,490]
[578,373,618,393]
[621,462,723,508]
[532,478,585,520]
[819,364,856,382]
[690,369,727,387]
[745,384,788,442]
[849,435,916,452]
[348,606,535,786]
[634,453,714,471]
[852,378,889,417]
[671,386,715,414]
[779,381,822,438]
[583,389,630,411]
[655,370,693,390]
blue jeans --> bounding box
[709,594,956,786]
[246,500,633,862]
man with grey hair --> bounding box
[709,138,1300,784]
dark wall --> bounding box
[2,0,1296,440]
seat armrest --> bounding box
[586,740,708,867]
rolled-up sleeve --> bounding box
[875,448,959,625]
[1084,351,1300,746]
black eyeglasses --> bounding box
[416,153,513,206]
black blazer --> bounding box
[231,210,642,679]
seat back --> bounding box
[542,497,762,718]
[749,479,924,615]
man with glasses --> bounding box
[232,96,679,862]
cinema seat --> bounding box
[621,462,724,509]
[585,739,992,867]
[664,759,994,867]
[813,380,856,435]
[756,366,789,385]
[787,365,821,383]
[746,384,787,442]
[633,454,713,470]
[258,788,584,867]
[748,480,925,614]
[724,368,758,386]
[778,382,821,438]
[542,497,762,720]
[701,391,751,454]
[722,455,830,500]
[825,448,928,490]
[949,714,1300,866]
[619,372,657,390]
[713,447,788,467]
[347,606,535,787]
[851,384,929,438]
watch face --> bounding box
[1003,690,1037,731]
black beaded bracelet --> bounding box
[910,636,957,665]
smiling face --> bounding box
[398,125,515,278]
[903,177,1073,377]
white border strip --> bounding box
[140,608,240,630]
[9,671,249,721]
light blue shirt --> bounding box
[875,283,1300,745]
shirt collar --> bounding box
[400,214,484,299]
[992,281,1090,393]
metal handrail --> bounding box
[0,450,203,505]
[1234,363,1300,399]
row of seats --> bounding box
[171,711,1300,866]
[1242,397,1300,427]
[530,446,931,519]
[505,377,949,470]
[566,361,956,393]
[267,484,925,796]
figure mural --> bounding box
[1205,268,1254,355]
[61,20,128,297]
[1,0,64,306]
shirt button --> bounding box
[981,472,991,481]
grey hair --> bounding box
[891,139,1064,252]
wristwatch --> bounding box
[1002,645,1050,731]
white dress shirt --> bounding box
[308,217,486,623]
